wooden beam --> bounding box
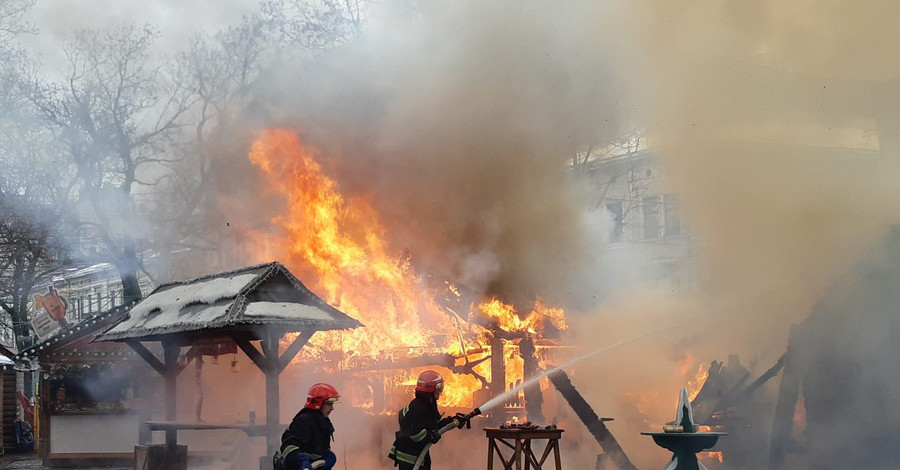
[162,340,181,449]
[548,369,638,470]
[769,350,799,469]
[183,345,201,366]
[230,334,269,371]
[126,341,166,376]
[278,330,314,373]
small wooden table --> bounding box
[485,427,564,470]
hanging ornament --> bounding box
[230,354,240,373]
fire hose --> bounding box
[411,408,481,470]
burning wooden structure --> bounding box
[667,353,783,470]
[93,261,363,467]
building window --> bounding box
[664,194,681,237]
[643,194,661,239]
[87,294,93,314]
[109,291,116,308]
[606,201,624,243]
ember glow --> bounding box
[245,128,566,408]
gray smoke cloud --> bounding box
[256,0,624,310]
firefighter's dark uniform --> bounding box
[388,392,456,470]
[278,408,335,470]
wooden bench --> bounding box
[141,421,276,470]
[145,420,268,437]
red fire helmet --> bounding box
[415,370,445,394]
[305,383,340,410]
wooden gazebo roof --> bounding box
[94,261,363,343]
[89,261,364,457]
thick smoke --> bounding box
[611,0,900,340]
[257,1,623,310]
[575,2,900,469]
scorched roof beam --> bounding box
[125,339,198,379]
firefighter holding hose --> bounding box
[388,370,476,470]
[274,383,340,470]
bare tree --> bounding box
[0,196,68,343]
[143,15,273,277]
[0,0,35,53]
[23,24,194,302]
[0,0,72,350]
[261,0,367,50]
[0,82,74,347]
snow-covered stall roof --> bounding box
[95,262,363,342]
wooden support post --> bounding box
[769,348,799,469]
[490,334,505,399]
[162,340,181,450]
[519,337,544,424]
[230,330,316,458]
[262,331,280,457]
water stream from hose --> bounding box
[476,323,670,413]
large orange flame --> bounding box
[243,129,566,408]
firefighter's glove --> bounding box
[272,451,285,470]
[454,413,471,429]
[298,456,313,470]
[437,416,456,429]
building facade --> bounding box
[574,146,695,294]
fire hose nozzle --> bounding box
[456,408,481,429]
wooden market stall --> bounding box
[93,261,363,469]
[0,347,20,455]
[14,302,155,467]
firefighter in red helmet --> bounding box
[275,383,340,470]
[388,370,466,469]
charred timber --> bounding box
[769,348,799,469]
[352,353,456,371]
[519,336,545,423]
[548,370,638,470]
[693,353,786,424]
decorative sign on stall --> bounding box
[30,286,69,340]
